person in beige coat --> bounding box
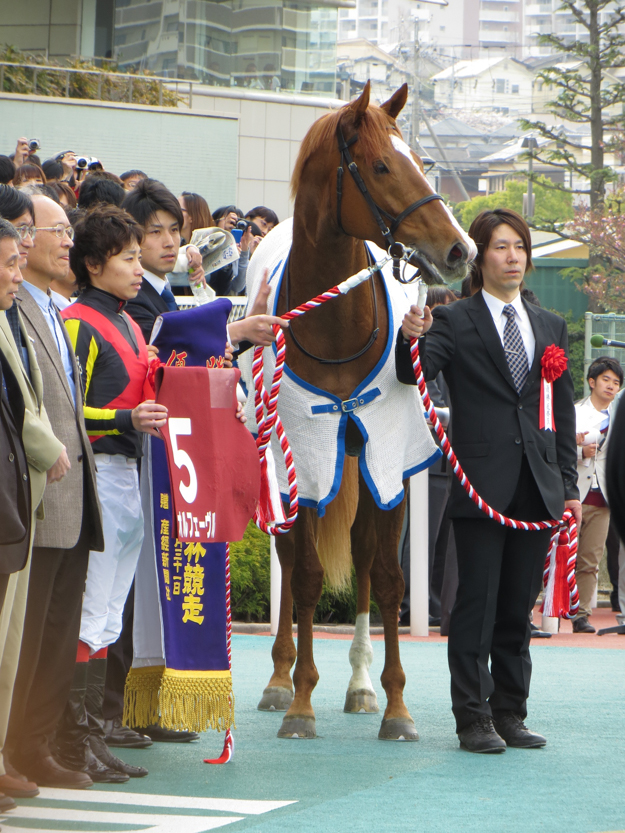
[573,356,623,633]
[4,195,107,792]
[0,219,67,803]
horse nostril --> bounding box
[447,243,466,265]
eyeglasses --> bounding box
[15,225,37,241]
[35,224,75,240]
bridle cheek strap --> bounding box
[336,124,445,280]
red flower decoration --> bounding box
[541,344,568,383]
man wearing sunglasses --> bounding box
[6,195,104,791]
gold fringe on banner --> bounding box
[160,669,235,733]
[122,666,234,734]
[123,665,164,729]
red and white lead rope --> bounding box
[251,256,581,617]
[252,259,393,534]
[409,336,579,618]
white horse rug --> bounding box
[239,218,440,516]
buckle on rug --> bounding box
[341,396,363,413]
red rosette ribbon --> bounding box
[540,345,567,431]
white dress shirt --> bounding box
[22,280,76,404]
[142,269,167,295]
[481,289,536,369]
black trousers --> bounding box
[448,457,552,732]
[7,533,89,766]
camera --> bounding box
[236,219,262,237]
[28,139,41,151]
[76,156,102,171]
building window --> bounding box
[511,84,519,93]
[495,78,506,94]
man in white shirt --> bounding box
[573,356,622,633]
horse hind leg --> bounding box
[343,564,379,714]
[258,535,296,712]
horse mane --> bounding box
[290,102,395,200]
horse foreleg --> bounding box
[257,535,296,711]
[277,508,323,739]
[344,555,379,714]
[354,477,418,741]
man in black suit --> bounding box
[397,208,581,753]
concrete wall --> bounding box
[0,93,239,208]
[0,86,344,220]
[189,86,342,220]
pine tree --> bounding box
[520,0,625,210]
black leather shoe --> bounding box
[493,713,546,748]
[84,747,130,784]
[572,616,596,634]
[90,734,148,778]
[104,718,153,749]
[138,724,200,743]
[457,717,506,753]
[530,623,553,639]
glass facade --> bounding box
[3,0,338,95]
[4,0,339,94]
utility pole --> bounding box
[411,15,420,147]
[521,136,537,220]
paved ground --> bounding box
[2,612,624,833]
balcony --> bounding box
[524,3,552,13]
[479,10,519,21]
[479,29,521,42]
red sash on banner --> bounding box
[155,366,260,543]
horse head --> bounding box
[292,81,476,284]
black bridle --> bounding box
[336,124,445,282]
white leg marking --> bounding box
[347,612,376,693]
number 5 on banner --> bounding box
[168,418,198,504]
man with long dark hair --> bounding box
[396,208,581,753]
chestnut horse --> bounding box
[255,82,474,741]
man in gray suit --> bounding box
[5,195,105,790]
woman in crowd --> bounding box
[14,164,46,188]
[178,192,213,244]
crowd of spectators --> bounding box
[0,135,287,802]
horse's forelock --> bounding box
[290,101,397,200]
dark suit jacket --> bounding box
[606,393,625,544]
[396,291,579,521]
[0,354,31,572]
[125,279,169,344]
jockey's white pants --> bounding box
[80,454,144,653]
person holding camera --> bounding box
[573,356,623,633]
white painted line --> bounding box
[0,806,244,833]
[35,788,296,815]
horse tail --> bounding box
[316,456,359,591]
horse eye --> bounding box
[373,161,389,174]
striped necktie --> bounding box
[503,304,529,394]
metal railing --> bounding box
[175,297,248,324]
[0,61,194,108]
[584,312,625,395]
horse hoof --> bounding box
[344,688,379,714]
[277,716,316,739]
[378,717,419,741]
[257,686,294,712]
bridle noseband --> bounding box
[336,124,445,282]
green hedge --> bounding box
[229,522,380,624]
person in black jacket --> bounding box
[396,208,581,753]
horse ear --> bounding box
[348,81,370,125]
[380,84,408,120]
